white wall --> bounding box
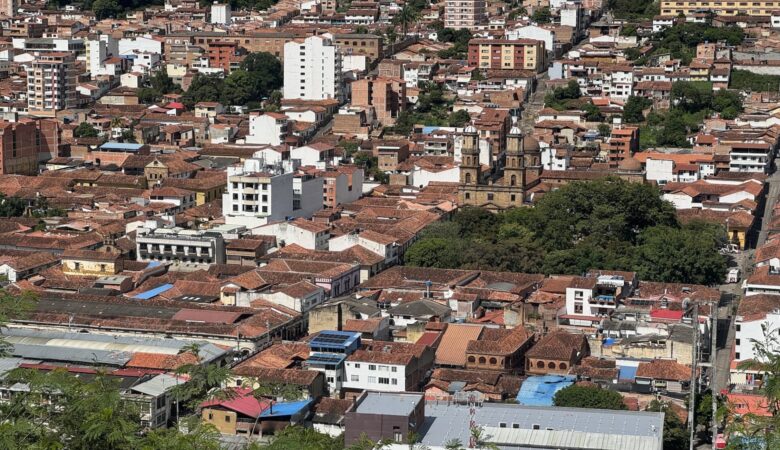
[284,35,342,101]
[410,166,459,188]
[118,36,162,56]
[646,159,674,184]
[343,361,406,392]
[735,312,780,362]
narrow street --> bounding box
[757,158,780,246]
[519,75,548,134]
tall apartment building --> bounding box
[0,120,41,175]
[283,35,344,102]
[445,0,486,29]
[467,39,546,72]
[210,2,231,24]
[26,52,77,116]
[222,158,324,227]
[660,0,780,16]
[350,77,406,125]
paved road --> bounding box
[757,156,780,246]
[519,76,548,134]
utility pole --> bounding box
[711,301,719,449]
[689,303,699,450]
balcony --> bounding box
[591,295,616,305]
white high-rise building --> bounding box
[222,158,324,228]
[283,35,343,102]
[210,2,231,25]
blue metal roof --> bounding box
[260,399,311,417]
[618,365,638,381]
[133,283,174,300]
[308,330,361,351]
[516,375,576,407]
[99,142,145,152]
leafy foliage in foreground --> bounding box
[405,178,727,285]
[552,385,627,410]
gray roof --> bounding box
[418,402,664,450]
[130,374,182,397]
[2,328,226,364]
[355,392,423,417]
[387,299,451,318]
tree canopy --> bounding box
[74,122,100,138]
[182,52,283,108]
[552,385,627,410]
[405,178,727,285]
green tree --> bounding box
[73,122,99,138]
[263,425,344,450]
[598,123,611,137]
[671,81,713,113]
[93,0,119,19]
[646,400,689,450]
[182,73,224,108]
[531,6,551,23]
[633,221,727,285]
[622,96,651,123]
[582,102,603,122]
[172,343,234,411]
[394,4,420,38]
[553,385,627,410]
[221,70,256,106]
[239,52,283,95]
[712,89,743,119]
[405,238,462,268]
[730,69,780,92]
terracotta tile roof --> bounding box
[237,342,310,370]
[466,326,533,356]
[747,265,780,288]
[347,348,415,365]
[435,324,484,366]
[126,351,199,370]
[525,330,586,361]
[635,359,691,381]
[737,294,780,322]
[231,366,322,386]
[312,397,353,425]
[343,317,384,334]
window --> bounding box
[354,363,360,368]
[74,262,80,270]
[499,422,507,428]
[391,367,397,373]
[736,324,741,332]
[487,193,494,201]
[512,423,520,429]
[532,424,540,430]
[369,364,376,371]
[367,376,376,383]
[735,339,740,346]
[379,365,388,372]
[351,375,359,382]
[225,416,231,423]
[391,379,397,385]
[378,377,390,384]
[574,303,583,314]
[208,413,213,420]
[735,352,740,359]
[100,264,106,272]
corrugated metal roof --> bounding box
[133,283,174,300]
[260,399,312,417]
[484,426,661,450]
[130,374,183,397]
[10,344,132,366]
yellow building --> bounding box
[458,125,541,211]
[61,249,123,276]
[660,0,780,16]
[467,39,546,73]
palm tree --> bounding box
[444,438,465,450]
[470,426,499,450]
[394,4,419,39]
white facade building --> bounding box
[210,3,231,24]
[506,25,554,54]
[245,112,289,146]
[118,36,162,56]
[283,35,343,102]
[222,158,323,228]
[343,357,408,392]
[252,219,330,250]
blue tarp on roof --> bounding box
[516,375,576,406]
[146,261,161,269]
[421,126,442,135]
[260,399,311,417]
[133,283,174,300]
[618,365,638,381]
